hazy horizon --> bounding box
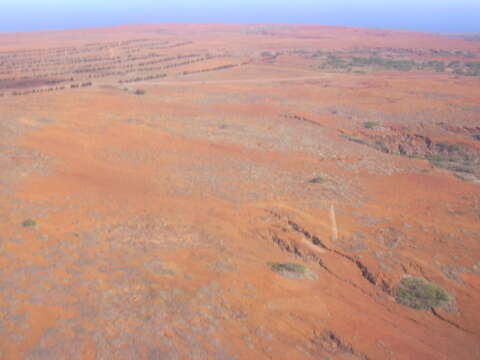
[1,0,480,34]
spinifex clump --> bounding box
[395,277,451,310]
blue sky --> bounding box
[1,0,479,33]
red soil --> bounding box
[0,24,479,359]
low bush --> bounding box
[22,218,36,227]
[308,176,325,184]
[342,134,367,145]
[426,154,444,163]
[268,262,307,278]
[363,121,379,129]
[395,277,451,310]
[407,154,424,159]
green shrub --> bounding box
[395,277,451,310]
[22,218,36,227]
[134,89,145,95]
[268,262,306,277]
[425,153,476,175]
[261,51,272,57]
[408,154,424,159]
[342,134,367,145]
[426,154,444,163]
[363,121,379,129]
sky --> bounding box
[1,0,480,33]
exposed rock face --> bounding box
[343,124,480,181]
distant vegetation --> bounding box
[395,277,451,310]
[350,56,416,71]
[134,89,146,95]
[314,51,480,76]
[322,55,416,72]
[261,51,272,57]
[449,61,480,76]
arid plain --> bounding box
[1,24,480,359]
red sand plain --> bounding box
[0,24,480,359]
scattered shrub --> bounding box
[351,56,415,71]
[407,154,424,159]
[447,162,475,174]
[426,152,476,175]
[435,142,460,153]
[22,218,36,227]
[363,121,379,129]
[395,277,451,310]
[268,262,306,278]
[326,55,350,69]
[309,176,325,184]
[342,134,367,145]
[426,154,444,163]
[423,60,445,72]
[134,89,145,95]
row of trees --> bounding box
[0,78,69,90]
[1,53,207,87]
[119,73,166,84]
[0,39,181,75]
[2,81,93,97]
[179,63,238,76]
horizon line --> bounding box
[1,22,479,37]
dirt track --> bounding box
[146,75,328,85]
